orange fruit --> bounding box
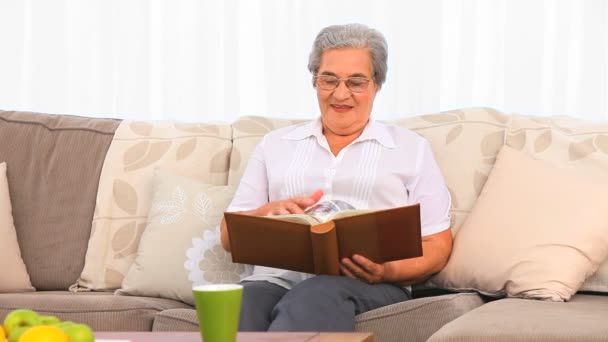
[0,325,5,340]
[17,325,68,342]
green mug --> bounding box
[192,284,243,342]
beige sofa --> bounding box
[1,108,607,342]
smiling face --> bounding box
[316,48,378,139]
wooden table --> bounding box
[96,331,373,341]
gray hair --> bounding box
[308,23,388,89]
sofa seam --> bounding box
[356,293,480,323]
[0,116,119,135]
[4,308,164,314]
[114,135,232,142]
[155,313,198,326]
[0,305,173,314]
[232,134,266,141]
[412,121,508,131]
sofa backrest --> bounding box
[229,116,307,185]
[0,110,120,290]
[392,107,509,232]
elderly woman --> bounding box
[220,23,453,332]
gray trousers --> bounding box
[238,275,411,332]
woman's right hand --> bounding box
[251,189,324,216]
[220,189,323,251]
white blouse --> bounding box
[227,118,451,289]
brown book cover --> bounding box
[224,203,422,275]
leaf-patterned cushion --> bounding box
[392,107,509,233]
[229,116,307,186]
[117,170,251,304]
[230,108,508,234]
[72,120,232,291]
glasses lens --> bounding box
[345,77,369,93]
[314,75,370,92]
[316,75,339,90]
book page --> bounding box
[270,214,319,225]
[305,200,355,223]
[331,209,374,220]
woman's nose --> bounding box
[332,81,351,101]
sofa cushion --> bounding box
[152,293,484,342]
[0,110,120,290]
[152,309,199,332]
[73,120,233,292]
[427,294,608,341]
[0,162,34,292]
[393,107,508,233]
[230,108,508,234]
[228,116,306,186]
[354,293,485,342]
[0,291,191,331]
[429,146,608,301]
[118,170,252,305]
[505,114,608,293]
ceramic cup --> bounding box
[192,284,243,342]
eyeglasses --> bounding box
[314,75,372,93]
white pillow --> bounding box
[429,146,608,301]
[118,170,252,304]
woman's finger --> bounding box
[342,258,369,281]
[352,255,384,283]
[352,254,376,274]
[308,189,324,203]
[284,201,305,214]
[340,264,356,279]
[291,196,315,208]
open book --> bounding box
[273,200,369,225]
[224,201,422,276]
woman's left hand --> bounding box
[340,254,385,284]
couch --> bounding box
[1,107,607,342]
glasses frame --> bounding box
[313,75,373,93]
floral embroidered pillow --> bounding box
[117,169,252,305]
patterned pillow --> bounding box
[393,107,508,233]
[72,120,232,291]
[231,108,509,234]
[118,170,252,305]
[229,116,307,185]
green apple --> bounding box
[63,323,95,342]
[7,326,29,342]
[3,309,39,336]
[38,315,61,325]
[52,321,76,330]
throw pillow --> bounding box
[503,114,608,292]
[72,120,233,292]
[429,146,608,301]
[117,170,252,305]
[0,162,34,292]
